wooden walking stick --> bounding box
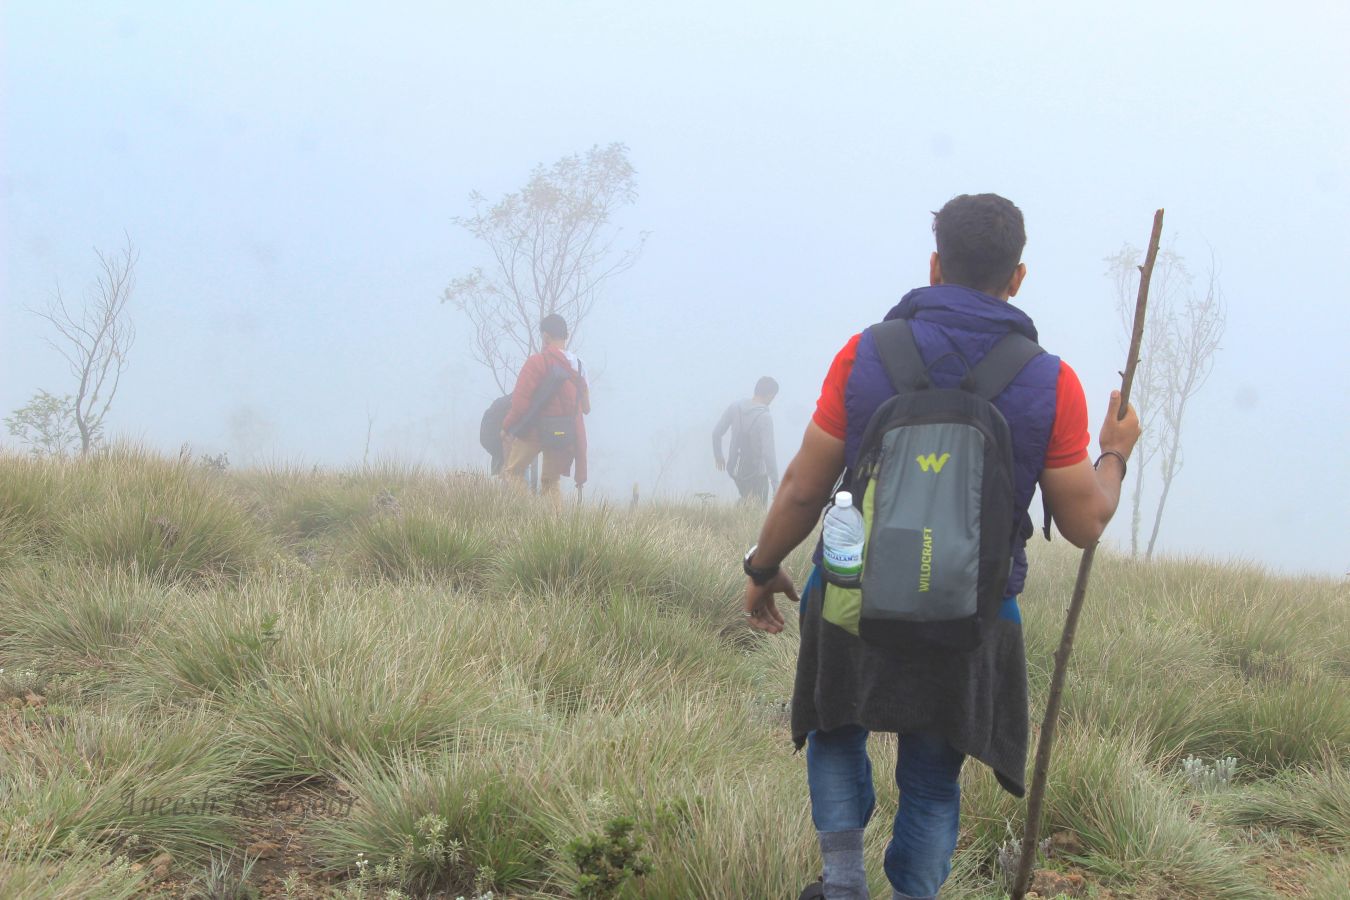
[1010,208,1164,900]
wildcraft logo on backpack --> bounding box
[915,452,951,473]
[820,319,1044,651]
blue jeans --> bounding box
[807,726,965,898]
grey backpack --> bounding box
[823,319,1043,651]
[731,405,769,478]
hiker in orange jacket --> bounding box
[500,315,590,499]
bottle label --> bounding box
[823,545,863,575]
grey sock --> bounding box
[818,828,868,899]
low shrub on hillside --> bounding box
[566,815,651,899]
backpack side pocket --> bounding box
[822,582,862,636]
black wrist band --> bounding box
[1094,449,1128,480]
[743,545,780,586]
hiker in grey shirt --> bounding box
[712,376,779,505]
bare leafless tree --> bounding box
[33,236,138,454]
[1147,254,1225,558]
[363,405,377,468]
[1108,242,1225,559]
[1108,244,1178,555]
[442,143,646,392]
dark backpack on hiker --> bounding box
[480,396,512,456]
[820,319,1044,652]
[730,405,769,479]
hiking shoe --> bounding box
[797,876,825,899]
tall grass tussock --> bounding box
[0,449,1345,897]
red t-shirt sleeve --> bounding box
[1045,361,1090,468]
[812,333,862,440]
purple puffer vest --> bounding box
[843,284,1060,596]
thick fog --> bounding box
[3,3,1347,575]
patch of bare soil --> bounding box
[0,697,49,745]
[1016,832,1119,900]
[1026,867,1091,898]
[146,781,355,898]
[1248,833,1318,898]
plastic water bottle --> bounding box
[822,490,865,580]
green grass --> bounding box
[1208,754,1350,844]
[0,448,1345,897]
[1306,853,1350,900]
[0,562,170,677]
[1,448,266,580]
[0,702,245,865]
[345,508,491,582]
[0,850,148,900]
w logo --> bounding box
[915,452,951,473]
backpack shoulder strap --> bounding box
[964,332,1055,540]
[962,332,1045,400]
[508,365,572,436]
[868,320,931,393]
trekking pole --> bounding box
[1010,208,1164,900]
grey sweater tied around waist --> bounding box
[790,574,1030,797]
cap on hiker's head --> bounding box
[541,314,569,340]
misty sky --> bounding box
[4,2,1348,575]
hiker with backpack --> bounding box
[712,376,780,506]
[738,194,1140,900]
[499,314,590,501]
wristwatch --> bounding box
[743,545,780,586]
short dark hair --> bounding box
[754,376,779,399]
[931,194,1026,294]
[540,314,568,340]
